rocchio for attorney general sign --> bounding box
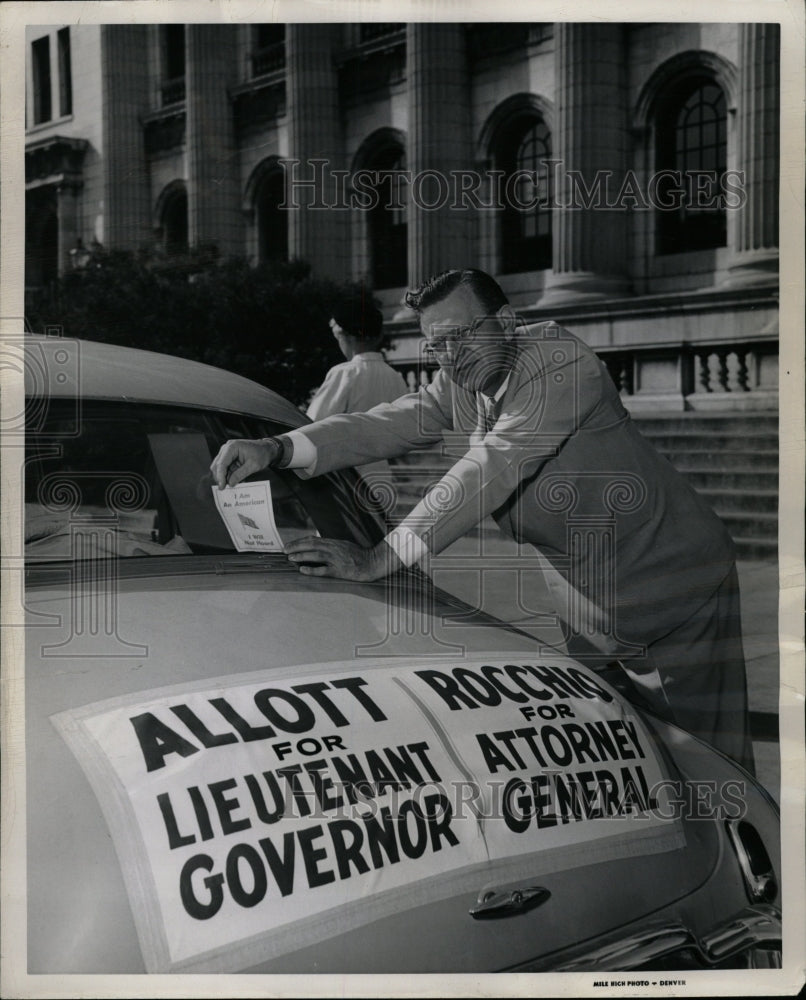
[54,656,684,973]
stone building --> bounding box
[24,21,779,403]
[24,22,779,553]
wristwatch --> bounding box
[273,434,294,469]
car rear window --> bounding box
[25,401,385,561]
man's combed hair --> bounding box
[405,269,509,317]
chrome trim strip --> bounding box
[551,904,781,971]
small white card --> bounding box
[210,481,284,552]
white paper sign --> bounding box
[211,482,284,552]
[53,658,684,974]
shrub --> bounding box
[25,250,373,407]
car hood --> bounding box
[26,560,735,974]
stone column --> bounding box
[406,24,473,288]
[539,23,631,305]
[725,23,779,286]
[285,24,346,281]
[101,26,152,250]
[186,25,242,258]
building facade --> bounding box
[24,22,779,413]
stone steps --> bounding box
[388,412,779,558]
[634,413,778,554]
[660,449,779,470]
[674,469,777,491]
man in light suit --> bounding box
[211,269,753,772]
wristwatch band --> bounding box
[274,434,293,469]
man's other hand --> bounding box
[285,537,403,581]
[211,438,280,489]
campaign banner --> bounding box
[53,657,683,973]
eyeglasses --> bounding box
[424,318,485,358]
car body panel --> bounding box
[25,334,308,425]
[25,561,773,975]
[23,338,781,974]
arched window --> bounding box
[255,167,287,263]
[496,115,552,273]
[655,78,727,254]
[367,144,407,290]
[157,183,188,257]
[25,192,59,289]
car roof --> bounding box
[25,334,308,427]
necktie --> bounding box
[475,394,498,437]
[483,395,497,433]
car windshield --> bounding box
[25,401,384,561]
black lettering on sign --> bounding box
[329,819,372,880]
[330,754,376,805]
[421,793,460,852]
[209,778,251,836]
[566,666,614,703]
[226,843,268,908]
[291,682,350,727]
[209,697,276,742]
[157,791,195,849]
[507,665,553,701]
[180,854,224,919]
[298,825,336,888]
[500,764,657,834]
[176,791,464,920]
[169,704,238,749]
[413,669,479,710]
[480,665,529,703]
[397,800,428,859]
[188,785,215,841]
[303,759,345,812]
[243,771,285,825]
[258,831,296,897]
[329,676,388,721]
[130,712,200,772]
[362,806,401,869]
[254,688,316,734]
[477,732,518,773]
[277,764,313,818]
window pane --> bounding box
[162,189,188,256]
[26,402,383,560]
[257,170,288,262]
[369,147,407,289]
[32,36,52,124]
[657,78,727,254]
[57,28,72,117]
[500,117,552,274]
[163,24,185,80]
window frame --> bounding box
[496,114,553,275]
[31,35,53,125]
[654,75,729,256]
[25,399,386,563]
[367,143,408,291]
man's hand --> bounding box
[285,537,403,581]
[211,438,280,489]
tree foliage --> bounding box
[25,250,372,406]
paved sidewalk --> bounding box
[428,522,781,802]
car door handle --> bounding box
[469,886,551,919]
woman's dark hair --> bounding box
[332,294,384,347]
[405,269,509,317]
